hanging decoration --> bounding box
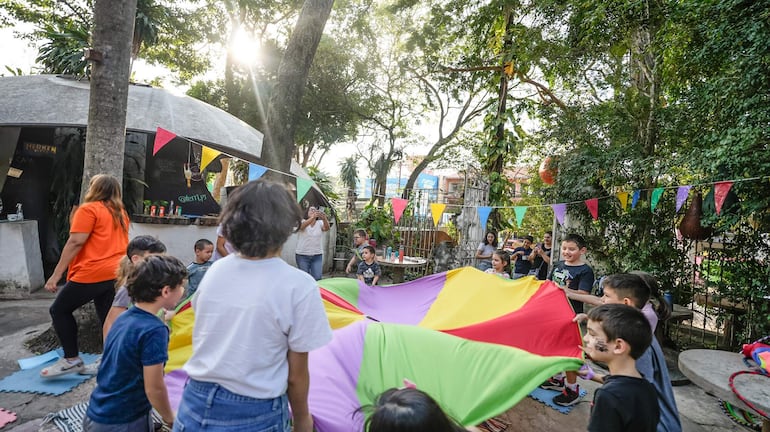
[296,177,314,203]
[391,198,409,223]
[430,203,446,227]
[585,198,599,221]
[631,190,641,209]
[513,206,527,227]
[538,157,557,185]
[153,127,176,155]
[199,146,221,172]
[477,206,492,231]
[675,186,691,212]
[551,203,567,226]
[248,163,268,181]
[679,191,712,240]
[650,188,665,212]
[616,192,630,211]
[713,181,734,215]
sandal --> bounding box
[40,357,84,378]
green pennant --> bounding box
[296,177,314,202]
[650,187,665,211]
[513,206,527,227]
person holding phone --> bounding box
[295,206,330,280]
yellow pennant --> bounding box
[616,191,630,211]
[200,146,222,172]
[430,203,446,227]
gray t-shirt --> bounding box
[112,285,131,308]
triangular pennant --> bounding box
[585,198,599,221]
[513,206,527,227]
[248,163,267,181]
[632,190,641,209]
[713,181,734,215]
[476,206,492,230]
[650,188,665,211]
[153,127,176,155]
[199,146,221,172]
[430,203,446,227]
[675,186,691,212]
[296,177,314,202]
[616,192,630,211]
[551,203,566,226]
[392,198,409,224]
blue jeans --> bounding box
[173,379,290,432]
[295,254,323,280]
[476,260,492,271]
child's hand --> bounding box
[572,313,588,323]
[163,309,176,323]
[577,363,595,380]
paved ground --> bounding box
[0,284,753,432]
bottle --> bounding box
[386,246,392,261]
[398,245,404,263]
[15,203,23,220]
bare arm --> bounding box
[102,306,128,342]
[318,212,330,232]
[216,236,229,257]
[287,351,313,432]
[45,232,89,292]
[144,363,174,426]
[565,290,603,306]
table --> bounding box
[377,256,428,283]
[678,349,770,432]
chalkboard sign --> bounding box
[144,137,222,216]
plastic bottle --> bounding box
[398,245,404,263]
[386,246,392,261]
[15,203,23,220]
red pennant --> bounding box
[153,127,177,155]
[585,198,599,220]
[391,198,408,223]
[713,181,734,215]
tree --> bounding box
[338,156,359,221]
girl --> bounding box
[485,250,510,279]
[364,388,475,432]
[475,231,498,271]
[295,206,330,280]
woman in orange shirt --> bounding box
[41,174,129,378]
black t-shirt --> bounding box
[512,246,533,274]
[531,245,552,280]
[549,261,595,313]
[588,375,659,432]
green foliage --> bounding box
[306,166,340,202]
[35,22,91,77]
[357,203,400,246]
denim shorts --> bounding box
[173,379,290,432]
[82,412,153,432]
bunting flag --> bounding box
[153,127,176,155]
[513,206,527,227]
[675,186,691,212]
[199,146,221,172]
[650,188,665,212]
[616,192,630,211]
[296,177,314,202]
[476,206,492,230]
[632,190,641,209]
[585,198,599,220]
[392,198,409,223]
[713,181,734,215]
[248,163,267,181]
[430,203,446,227]
[551,203,566,226]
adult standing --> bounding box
[475,231,498,271]
[41,174,129,377]
[174,180,332,432]
[529,232,553,280]
[295,206,330,280]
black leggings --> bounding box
[49,279,116,358]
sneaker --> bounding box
[539,376,564,391]
[40,357,84,378]
[79,357,101,376]
[553,385,584,406]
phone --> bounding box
[318,206,326,214]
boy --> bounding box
[583,304,659,432]
[511,235,534,279]
[345,229,370,274]
[542,233,595,405]
[84,255,187,431]
[357,245,381,286]
[186,238,214,299]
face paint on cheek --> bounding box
[594,339,608,352]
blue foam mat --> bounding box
[0,353,100,396]
[528,387,588,414]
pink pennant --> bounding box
[713,181,734,215]
[551,203,566,226]
[153,127,176,155]
[585,198,599,221]
[391,198,408,223]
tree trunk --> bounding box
[262,0,334,182]
[81,0,138,200]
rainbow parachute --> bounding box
[165,267,584,430]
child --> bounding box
[174,180,332,432]
[510,235,534,279]
[346,229,370,274]
[357,245,382,286]
[83,255,187,431]
[541,233,595,405]
[186,238,214,299]
[364,388,474,432]
[485,250,511,279]
[475,231,498,271]
[583,304,659,432]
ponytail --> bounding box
[631,271,671,322]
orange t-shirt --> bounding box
[67,201,129,283]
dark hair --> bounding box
[562,233,586,249]
[354,229,369,239]
[127,235,167,258]
[523,235,534,243]
[601,273,649,309]
[630,271,671,322]
[127,255,188,304]
[363,388,466,432]
[194,238,214,251]
[362,245,376,255]
[219,180,303,258]
[484,231,498,247]
[493,250,511,273]
[587,304,652,359]
[544,231,552,237]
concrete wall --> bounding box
[0,220,44,298]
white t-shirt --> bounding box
[184,255,333,398]
[295,220,324,255]
[211,225,236,261]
